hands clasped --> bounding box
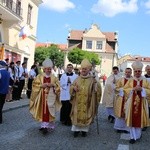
[41,83,55,88]
[133,85,142,92]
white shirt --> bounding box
[60,73,78,101]
[29,69,36,79]
[19,67,28,80]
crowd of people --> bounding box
[0,58,150,145]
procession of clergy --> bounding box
[29,57,150,144]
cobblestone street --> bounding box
[0,102,150,150]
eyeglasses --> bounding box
[134,70,141,73]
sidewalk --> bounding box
[3,98,29,113]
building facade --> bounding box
[67,24,119,75]
[0,0,42,68]
[118,55,150,74]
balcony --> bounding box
[0,0,22,22]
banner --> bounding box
[0,44,4,60]
[19,25,31,39]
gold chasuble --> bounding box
[30,74,61,122]
[114,77,129,118]
[124,77,150,128]
[70,75,102,127]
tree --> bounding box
[84,51,101,65]
[68,48,101,66]
[35,44,64,67]
[67,48,85,66]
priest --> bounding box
[30,58,61,135]
[124,61,150,144]
[70,59,102,137]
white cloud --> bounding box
[42,0,75,12]
[91,0,138,17]
[144,0,150,14]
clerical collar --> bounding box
[133,76,144,81]
[44,73,50,78]
[66,72,73,76]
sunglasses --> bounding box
[134,70,141,73]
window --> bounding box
[96,41,103,50]
[86,40,92,49]
[16,0,21,16]
[6,0,13,9]
[27,4,32,25]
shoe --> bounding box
[129,139,136,144]
[142,127,147,131]
[39,128,44,131]
[42,128,48,135]
[81,131,87,137]
[108,115,111,121]
[116,130,122,133]
[73,131,79,137]
[123,130,129,134]
[39,128,48,134]
[110,116,115,123]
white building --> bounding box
[67,24,119,76]
[0,0,43,68]
[118,55,150,75]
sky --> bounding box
[37,0,150,57]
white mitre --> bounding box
[131,61,143,70]
[42,58,53,68]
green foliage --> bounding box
[68,48,85,65]
[68,48,101,66]
[84,51,101,65]
[34,45,64,67]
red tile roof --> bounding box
[103,32,116,41]
[36,43,67,51]
[68,30,116,41]
[68,30,84,40]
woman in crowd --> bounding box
[27,65,37,99]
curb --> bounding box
[3,103,29,113]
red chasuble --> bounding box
[132,80,142,127]
[42,77,51,122]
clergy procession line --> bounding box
[0,58,150,145]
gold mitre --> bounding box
[81,59,92,69]
[42,58,53,68]
[131,61,143,70]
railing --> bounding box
[0,0,23,19]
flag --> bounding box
[0,44,5,60]
[19,25,31,39]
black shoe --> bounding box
[42,128,48,135]
[116,130,122,133]
[110,116,115,123]
[123,130,129,134]
[108,115,111,121]
[142,127,147,131]
[129,139,136,144]
[81,131,87,137]
[39,128,48,135]
[73,131,79,137]
[39,127,44,131]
